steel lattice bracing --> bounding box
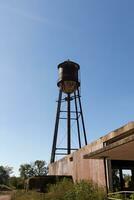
[50,89,87,163]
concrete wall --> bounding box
[49,138,106,187]
[49,122,134,188]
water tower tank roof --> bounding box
[58,60,80,69]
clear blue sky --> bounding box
[0,0,134,176]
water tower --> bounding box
[50,60,87,163]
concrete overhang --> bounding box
[84,133,134,160]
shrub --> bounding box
[12,179,106,200]
[130,194,134,200]
[45,178,73,200]
[64,180,106,200]
[45,179,106,200]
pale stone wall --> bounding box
[49,122,134,188]
[49,138,106,187]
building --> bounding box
[49,121,134,192]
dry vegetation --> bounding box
[12,179,107,200]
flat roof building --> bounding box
[49,122,134,193]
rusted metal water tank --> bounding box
[57,60,80,94]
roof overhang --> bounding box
[84,134,134,160]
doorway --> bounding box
[111,160,134,191]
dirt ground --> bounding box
[0,195,11,200]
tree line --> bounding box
[0,160,48,189]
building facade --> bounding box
[49,122,134,192]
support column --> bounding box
[50,90,62,163]
[67,93,71,154]
[77,89,87,145]
[107,159,113,192]
[74,91,81,148]
[104,157,109,194]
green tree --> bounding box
[19,160,48,179]
[34,160,48,176]
[9,176,24,189]
[19,164,35,179]
[9,176,18,188]
[0,165,13,185]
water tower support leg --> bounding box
[50,90,62,163]
[74,91,81,148]
[77,89,87,145]
[67,93,71,154]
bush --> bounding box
[64,180,106,200]
[45,179,106,200]
[45,178,73,200]
[130,194,134,200]
[9,177,24,189]
[12,179,106,200]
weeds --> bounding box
[12,190,45,200]
[12,179,106,200]
[45,179,106,200]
